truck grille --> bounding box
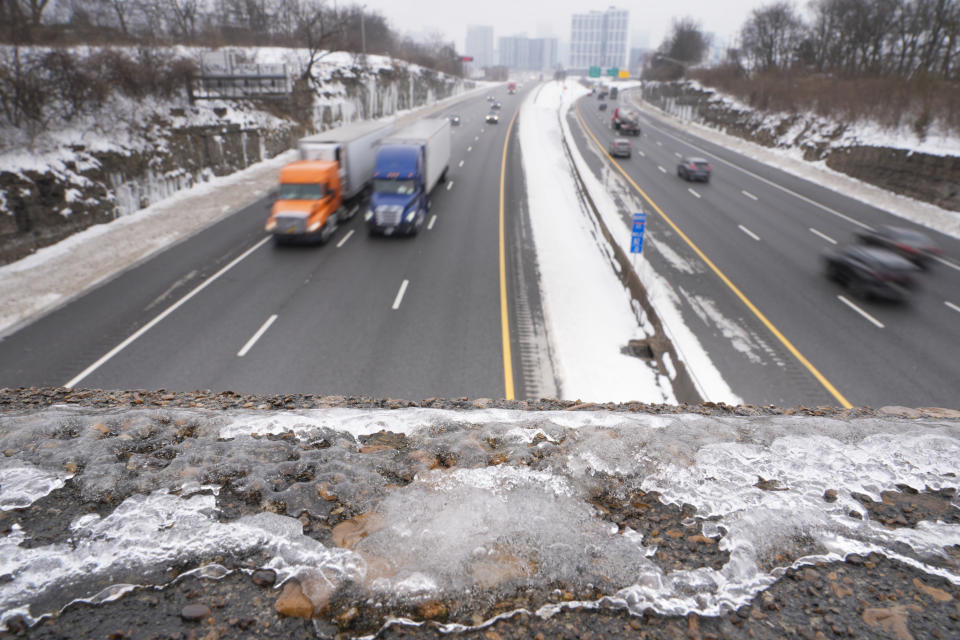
[374,206,403,227]
[274,213,307,234]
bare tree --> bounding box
[659,17,711,65]
[741,1,805,70]
[285,0,343,79]
[18,0,50,25]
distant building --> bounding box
[498,35,558,71]
[466,25,495,69]
[570,7,629,70]
[529,38,559,71]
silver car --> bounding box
[610,138,631,158]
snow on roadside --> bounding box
[519,82,675,404]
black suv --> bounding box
[823,245,919,301]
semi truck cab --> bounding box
[367,145,427,235]
[265,161,343,244]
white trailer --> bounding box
[380,117,451,195]
[298,120,396,200]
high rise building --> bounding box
[466,25,495,69]
[570,7,629,69]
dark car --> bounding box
[485,111,499,124]
[677,157,712,182]
[610,138,631,158]
[491,101,502,110]
[823,245,919,301]
[855,225,942,269]
[599,102,608,111]
[448,114,461,126]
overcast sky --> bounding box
[353,0,780,53]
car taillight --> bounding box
[706,164,712,171]
[895,243,918,254]
[689,163,697,170]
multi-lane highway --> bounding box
[0,86,542,400]
[568,88,960,408]
[3,79,958,407]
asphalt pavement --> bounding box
[0,86,536,400]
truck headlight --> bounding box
[364,209,373,221]
[307,220,321,232]
[405,209,417,222]
[265,220,277,231]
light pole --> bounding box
[360,4,367,56]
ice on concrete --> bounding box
[1,406,958,630]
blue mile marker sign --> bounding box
[631,212,646,254]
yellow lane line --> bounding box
[574,103,852,408]
[499,109,520,400]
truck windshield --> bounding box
[374,179,416,195]
[277,183,325,200]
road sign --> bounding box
[631,212,646,254]
[588,66,601,78]
[606,67,619,77]
[618,70,630,79]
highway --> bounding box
[0,86,541,400]
[568,88,960,407]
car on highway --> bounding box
[609,138,632,158]
[485,112,499,124]
[448,114,461,126]
[491,101,502,110]
[677,157,712,182]
[486,95,495,102]
[599,102,608,111]
[823,245,919,301]
[855,225,942,269]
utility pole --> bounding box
[361,4,367,55]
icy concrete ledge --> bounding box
[2,389,959,638]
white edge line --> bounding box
[237,314,278,357]
[336,229,355,248]
[467,146,472,152]
[458,160,464,167]
[838,295,885,328]
[428,215,437,230]
[742,190,758,201]
[946,301,960,314]
[65,235,272,388]
[809,227,837,245]
[738,225,760,241]
[688,188,701,198]
[392,279,410,310]
[657,166,666,173]
[446,181,453,190]
[933,255,960,272]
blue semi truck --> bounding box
[365,118,452,236]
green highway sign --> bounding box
[588,66,601,77]
[605,67,619,77]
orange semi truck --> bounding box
[266,120,394,244]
